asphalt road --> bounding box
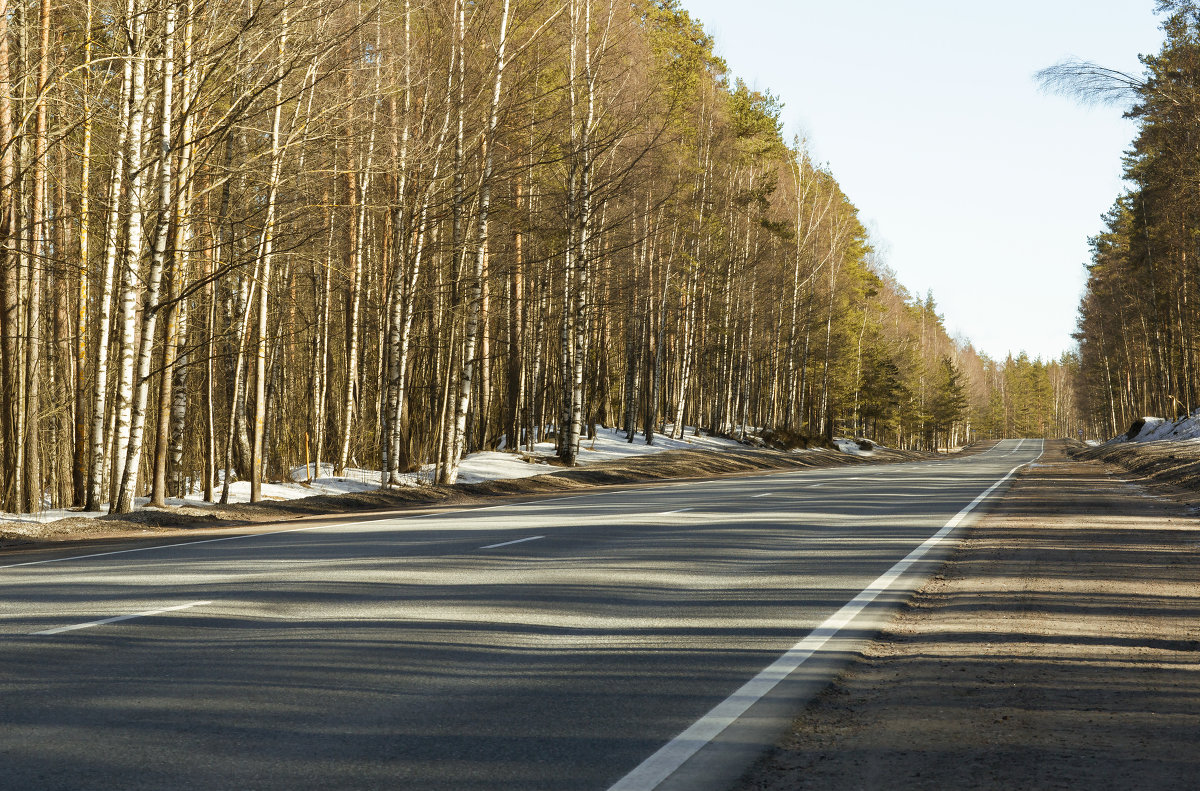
[0,439,1043,790]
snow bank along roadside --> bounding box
[0,426,900,532]
[1072,407,1200,497]
[1112,407,1200,443]
[0,430,929,550]
[0,426,742,525]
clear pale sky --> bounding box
[680,0,1165,362]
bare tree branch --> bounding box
[1036,57,1143,106]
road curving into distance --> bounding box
[0,439,1043,791]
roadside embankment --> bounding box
[0,442,942,553]
[1071,437,1200,498]
[735,439,1200,791]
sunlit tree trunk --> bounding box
[0,0,18,513]
[109,0,150,513]
[446,0,510,483]
[20,0,52,513]
[72,0,94,505]
[336,47,377,475]
[250,7,289,502]
[115,1,177,514]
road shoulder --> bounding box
[733,440,1200,791]
[0,444,940,557]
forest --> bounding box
[1059,1,1200,437]
[0,0,1074,516]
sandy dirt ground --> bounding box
[735,440,1200,791]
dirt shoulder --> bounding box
[0,442,942,556]
[735,439,1200,791]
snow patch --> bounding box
[1,426,743,524]
[833,438,876,457]
[437,426,746,483]
[3,425,883,525]
[1113,410,1200,443]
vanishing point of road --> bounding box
[0,439,1043,790]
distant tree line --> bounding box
[970,351,1081,440]
[0,0,1054,515]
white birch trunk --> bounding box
[558,0,581,465]
[312,190,334,474]
[84,0,130,510]
[163,0,196,500]
[445,0,510,483]
[335,42,379,477]
[384,0,413,484]
[567,0,598,464]
[436,0,467,484]
[115,2,176,514]
[671,271,695,439]
[108,0,150,513]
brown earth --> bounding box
[733,439,1200,791]
[0,441,936,554]
[1073,436,1200,495]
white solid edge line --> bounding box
[479,535,545,550]
[606,445,1044,791]
[657,508,693,515]
[32,600,213,636]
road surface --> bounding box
[0,439,1043,790]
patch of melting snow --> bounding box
[2,425,755,525]
[1115,409,1200,443]
[833,438,876,457]
[4,425,892,526]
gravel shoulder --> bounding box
[0,443,936,555]
[734,439,1200,791]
